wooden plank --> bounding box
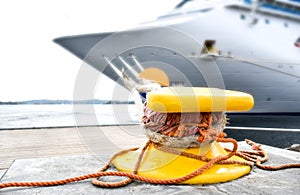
[0,125,146,169]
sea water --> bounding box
[0,104,139,129]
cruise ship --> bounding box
[54,0,300,125]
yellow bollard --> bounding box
[113,87,254,184]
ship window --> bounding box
[265,19,270,24]
[284,22,289,28]
[295,37,300,47]
[240,14,246,20]
[170,81,185,86]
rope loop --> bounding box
[1,138,299,190]
[1,105,299,190]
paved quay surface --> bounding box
[1,141,300,194]
[1,125,300,194]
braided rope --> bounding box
[0,138,235,189]
[91,140,151,188]
[153,141,254,167]
[244,139,300,170]
[1,105,299,190]
[1,138,300,189]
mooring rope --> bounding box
[1,108,300,189]
[1,136,300,190]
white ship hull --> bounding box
[54,0,300,116]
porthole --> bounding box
[265,19,270,24]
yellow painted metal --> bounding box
[113,141,251,184]
[147,87,254,113]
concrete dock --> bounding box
[1,125,300,194]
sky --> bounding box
[0,0,179,101]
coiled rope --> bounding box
[1,136,300,189]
